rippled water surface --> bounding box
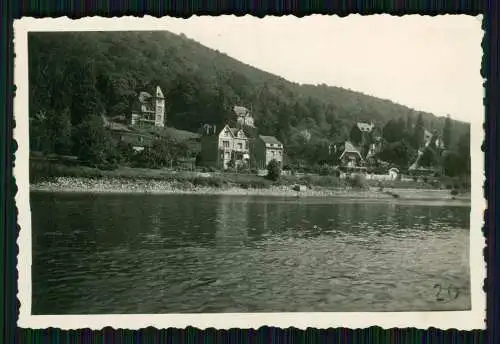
[31,192,471,314]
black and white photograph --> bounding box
[14,15,485,330]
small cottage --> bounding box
[333,141,365,170]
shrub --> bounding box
[377,181,385,191]
[97,162,118,171]
[347,174,368,190]
[267,159,281,181]
[450,189,459,196]
[319,165,337,176]
[429,179,440,188]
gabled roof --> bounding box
[356,122,374,132]
[343,141,360,153]
[229,127,246,137]
[259,135,282,145]
[138,91,153,103]
[156,86,164,99]
[338,141,363,160]
[233,106,250,117]
[218,124,247,138]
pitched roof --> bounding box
[138,91,153,103]
[343,140,360,154]
[229,127,241,136]
[155,86,164,99]
[259,135,282,145]
[233,105,250,117]
[356,122,374,132]
[218,125,246,138]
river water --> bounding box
[31,192,471,314]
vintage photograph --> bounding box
[15,15,485,329]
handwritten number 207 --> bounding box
[433,284,460,302]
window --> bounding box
[237,142,243,149]
[271,151,275,157]
[245,141,249,149]
[278,151,282,156]
[223,141,230,148]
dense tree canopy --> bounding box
[28,31,471,176]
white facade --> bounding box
[131,85,165,128]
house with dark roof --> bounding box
[200,124,250,169]
[252,135,284,169]
[332,140,366,171]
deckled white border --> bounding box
[14,15,486,330]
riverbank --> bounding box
[30,177,471,204]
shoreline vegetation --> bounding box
[30,165,471,204]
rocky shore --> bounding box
[30,177,471,204]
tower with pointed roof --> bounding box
[131,85,165,128]
[154,86,165,128]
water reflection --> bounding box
[31,192,471,314]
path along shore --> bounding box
[30,177,471,204]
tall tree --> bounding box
[383,119,404,143]
[73,115,114,166]
[420,147,439,168]
[350,125,363,145]
[457,130,471,175]
[47,107,73,155]
[443,114,453,148]
[405,114,413,134]
[412,114,425,148]
[69,60,103,126]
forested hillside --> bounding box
[28,31,470,173]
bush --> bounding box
[347,174,368,190]
[97,162,118,171]
[267,159,281,181]
[429,179,440,188]
[319,165,339,176]
[451,189,459,196]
